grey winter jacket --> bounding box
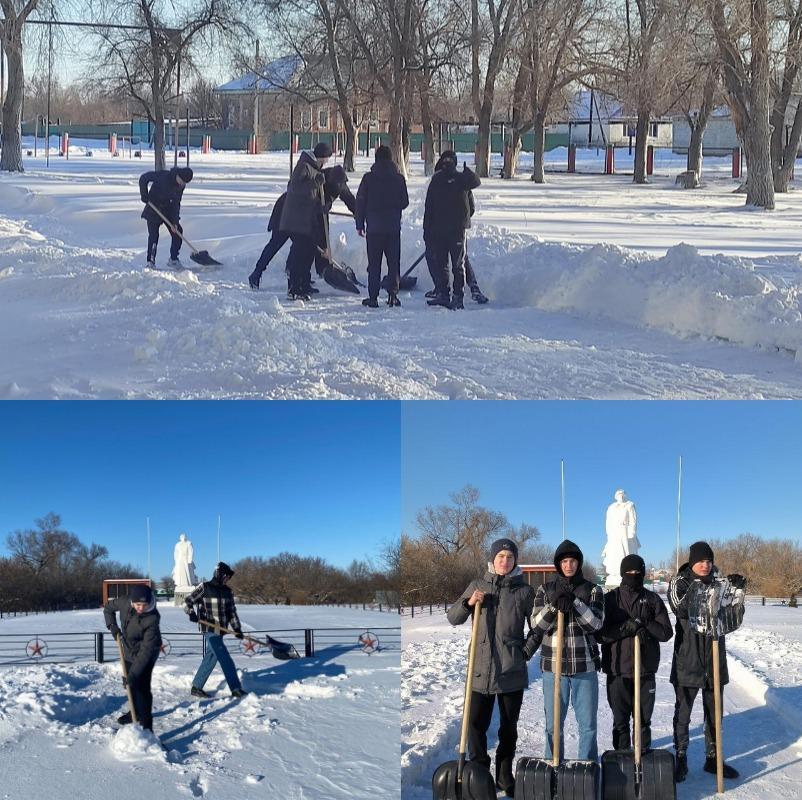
[103,596,162,678]
[279,151,327,239]
[447,566,536,695]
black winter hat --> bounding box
[313,142,333,159]
[175,167,193,183]
[553,539,583,574]
[324,164,348,195]
[620,554,646,575]
[214,561,235,580]
[375,144,392,161]
[688,541,714,567]
[490,538,518,564]
[435,150,458,171]
[129,584,153,603]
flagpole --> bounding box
[675,456,683,573]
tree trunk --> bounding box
[476,103,492,178]
[746,0,774,208]
[505,130,523,178]
[417,70,436,175]
[0,28,24,173]
[744,123,775,208]
[342,114,356,172]
[633,109,649,184]
[687,122,704,177]
[531,112,546,183]
[773,100,802,193]
[388,103,405,178]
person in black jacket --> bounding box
[422,150,481,309]
[184,561,247,699]
[355,145,409,308]
[103,584,162,731]
[596,555,673,751]
[446,538,536,798]
[279,142,332,300]
[139,166,193,268]
[668,541,746,782]
[248,165,356,291]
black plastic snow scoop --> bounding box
[382,250,425,292]
[147,202,222,267]
[198,619,301,660]
[431,599,496,800]
[601,633,676,800]
[317,247,361,294]
[514,611,601,800]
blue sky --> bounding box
[401,402,802,569]
[0,402,400,580]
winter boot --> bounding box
[248,270,261,290]
[450,294,465,310]
[495,757,515,797]
[191,686,211,699]
[117,711,133,725]
[231,688,248,699]
[675,753,688,782]
[288,290,311,301]
[426,292,452,309]
[362,297,379,308]
[470,285,489,304]
[145,258,156,270]
[704,756,739,778]
[424,288,437,299]
[387,292,401,307]
[167,257,184,269]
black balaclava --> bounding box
[620,554,646,592]
[553,539,584,587]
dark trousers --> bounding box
[468,689,524,786]
[286,234,318,294]
[367,231,401,299]
[126,660,155,731]
[606,673,656,750]
[464,255,479,290]
[252,231,290,279]
[673,684,718,757]
[426,234,467,298]
[146,218,183,262]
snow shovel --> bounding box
[382,250,426,292]
[146,202,222,266]
[711,636,725,795]
[601,632,675,800]
[115,634,138,725]
[432,599,496,800]
[198,619,300,661]
[514,611,600,800]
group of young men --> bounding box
[138,146,490,307]
[448,537,746,798]
[102,561,247,733]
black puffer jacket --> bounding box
[668,563,745,688]
[596,585,673,676]
[447,566,535,695]
[103,597,162,678]
[279,151,326,238]
[139,168,186,224]
[423,163,481,242]
[355,159,409,235]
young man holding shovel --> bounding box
[103,584,162,731]
[184,561,248,699]
[530,540,605,763]
[139,166,193,269]
[668,541,746,782]
[597,554,673,752]
[446,538,536,798]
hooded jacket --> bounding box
[529,539,605,675]
[139,167,188,224]
[596,583,673,676]
[447,565,536,694]
[279,150,327,239]
[422,163,481,242]
[355,159,409,235]
[668,562,745,688]
[103,595,162,678]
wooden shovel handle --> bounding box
[553,610,564,768]
[115,634,138,725]
[634,632,641,765]
[459,599,483,758]
[146,201,200,254]
[712,637,724,794]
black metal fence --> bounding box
[0,626,400,666]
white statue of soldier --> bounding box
[172,532,198,591]
[602,489,641,587]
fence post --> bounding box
[411,605,415,617]
[429,604,433,615]
[304,629,314,658]
[605,145,615,175]
[95,632,105,663]
[762,596,765,606]
[398,605,401,615]
[568,144,576,173]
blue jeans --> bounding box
[192,632,242,692]
[542,670,598,762]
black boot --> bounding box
[495,757,515,797]
[362,297,379,308]
[470,285,489,304]
[450,294,464,310]
[427,292,451,308]
[191,686,211,699]
[117,711,132,725]
[248,270,261,290]
[675,753,688,782]
[387,292,401,307]
[424,288,437,299]
[231,688,249,699]
[704,756,739,778]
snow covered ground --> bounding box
[0,603,400,799]
[401,601,802,799]
[1,141,801,398]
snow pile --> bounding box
[110,724,167,762]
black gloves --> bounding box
[555,594,574,614]
[620,617,643,637]
[108,625,122,641]
[121,675,128,688]
[727,574,747,590]
[188,610,199,623]
[234,631,244,640]
[523,638,537,661]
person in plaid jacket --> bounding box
[185,561,247,699]
[529,539,604,761]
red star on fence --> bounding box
[242,639,258,654]
[27,639,45,657]
[359,634,377,651]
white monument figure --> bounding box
[602,489,640,587]
[172,532,198,602]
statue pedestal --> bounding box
[173,588,193,607]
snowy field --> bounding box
[0,603,400,799]
[401,601,802,799]
[1,140,801,398]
